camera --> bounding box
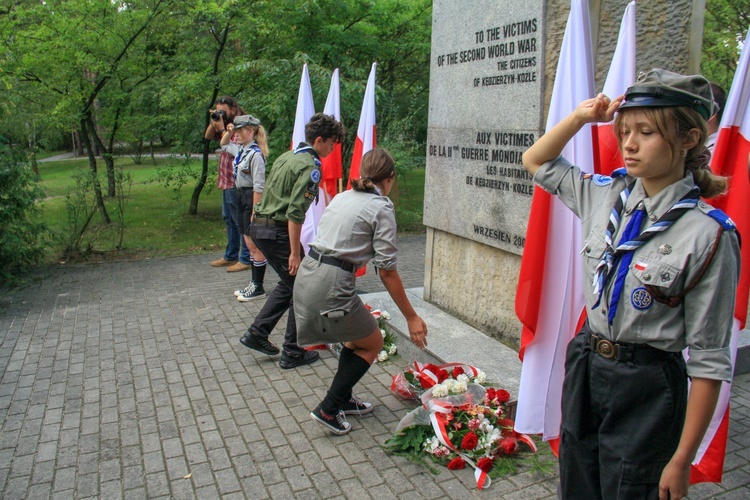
[210,109,227,123]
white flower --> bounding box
[377,351,388,362]
[381,311,391,320]
[454,381,468,393]
[388,344,397,355]
[432,384,448,398]
[424,436,440,453]
[380,329,387,338]
[475,370,487,384]
[456,373,469,384]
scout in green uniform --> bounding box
[239,113,346,370]
[522,69,740,500]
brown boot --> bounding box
[227,262,251,272]
[211,258,237,267]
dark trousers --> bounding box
[248,222,305,356]
[559,324,688,500]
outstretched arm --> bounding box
[522,94,623,176]
[379,268,428,349]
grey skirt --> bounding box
[293,255,378,346]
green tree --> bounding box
[702,0,749,91]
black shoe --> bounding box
[279,350,319,369]
[239,331,280,355]
[310,405,351,435]
[340,395,374,415]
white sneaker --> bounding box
[234,283,255,297]
[237,285,266,302]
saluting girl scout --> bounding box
[522,69,740,500]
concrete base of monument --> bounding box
[736,329,750,376]
[360,287,522,399]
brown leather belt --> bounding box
[253,216,287,228]
[588,333,675,363]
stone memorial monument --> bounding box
[422,0,705,345]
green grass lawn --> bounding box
[36,154,426,263]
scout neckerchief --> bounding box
[233,142,263,181]
[592,179,701,324]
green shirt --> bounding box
[254,143,321,224]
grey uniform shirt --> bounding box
[222,141,265,191]
[534,156,739,381]
[310,187,398,271]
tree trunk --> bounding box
[189,139,211,215]
[87,114,117,197]
[80,118,111,223]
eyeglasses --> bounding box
[216,97,232,105]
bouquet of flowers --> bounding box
[384,380,536,490]
[390,361,487,400]
[370,309,398,363]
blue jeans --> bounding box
[222,188,250,264]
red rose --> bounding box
[500,437,518,455]
[476,457,494,472]
[436,369,450,383]
[452,366,465,378]
[461,432,479,450]
[447,457,466,470]
[486,388,496,400]
[496,389,511,403]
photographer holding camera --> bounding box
[205,96,252,272]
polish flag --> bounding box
[514,0,596,441]
[291,63,324,254]
[691,26,750,484]
[320,69,343,200]
[592,1,636,175]
[348,63,377,188]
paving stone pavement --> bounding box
[0,233,748,499]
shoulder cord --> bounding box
[645,226,724,307]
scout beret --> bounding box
[618,68,716,120]
[233,115,261,129]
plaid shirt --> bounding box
[216,133,238,190]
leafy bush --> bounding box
[0,146,49,284]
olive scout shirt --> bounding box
[535,156,740,382]
[254,143,321,224]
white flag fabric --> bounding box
[593,1,635,174]
[320,69,343,200]
[514,0,595,440]
[291,63,323,254]
[348,62,377,187]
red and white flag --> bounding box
[592,1,636,175]
[291,63,324,254]
[320,69,343,200]
[348,62,377,187]
[514,0,596,441]
[692,26,750,484]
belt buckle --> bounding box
[596,339,616,359]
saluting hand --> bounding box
[575,93,624,124]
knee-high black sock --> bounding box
[252,259,267,287]
[321,346,371,414]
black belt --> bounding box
[253,216,287,227]
[308,248,356,273]
[587,333,677,363]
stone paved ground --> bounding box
[0,234,748,499]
